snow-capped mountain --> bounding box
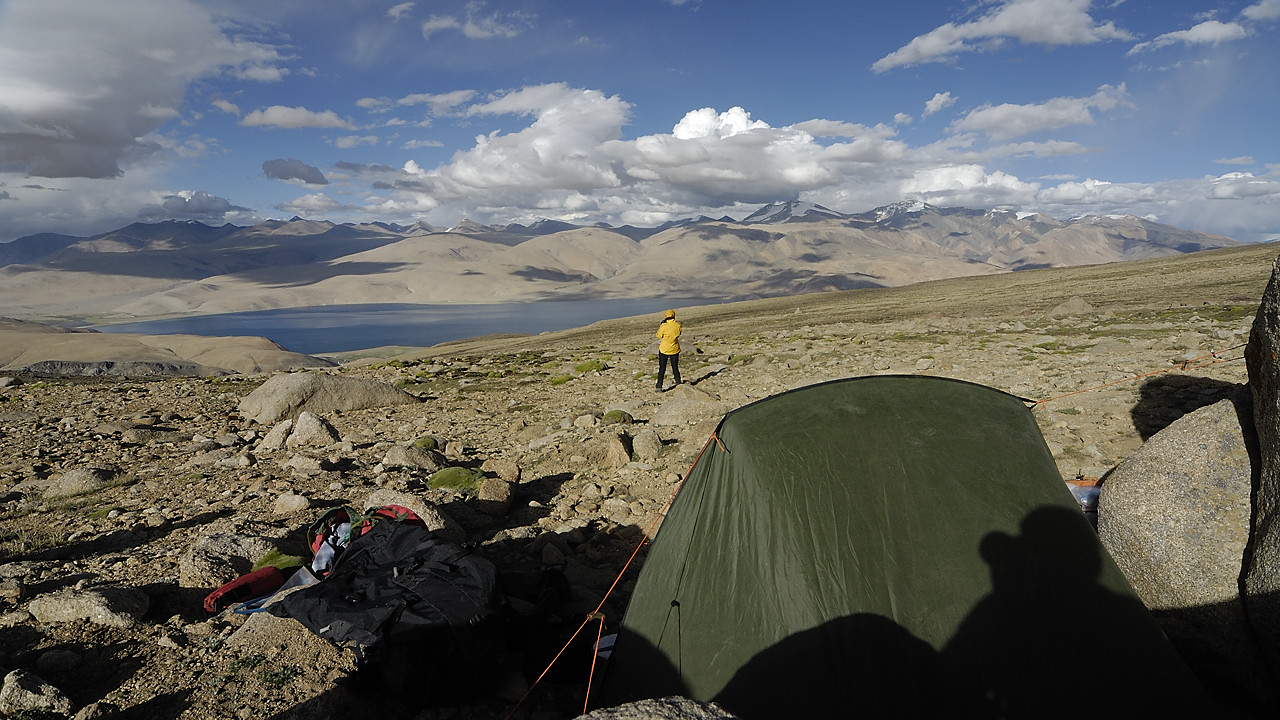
[863,200,932,223]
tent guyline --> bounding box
[1029,342,1245,410]
[504,433,717,718]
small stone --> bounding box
[36,648,82,673]
[273,492,311,515]
[0,578,25,604]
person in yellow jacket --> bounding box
[654,309,682,391]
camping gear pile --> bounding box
[204,504,569,707]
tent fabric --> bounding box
[601,375,1207,719]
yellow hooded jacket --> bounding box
[656,314,682,355]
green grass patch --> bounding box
[601,409,633,425]
[574,359,608,373]
[0,527,60,561]
[229,654,266,672]
[252,548,305,572]
[428,466,484,494]
[260,665,300,689]
[548,374,574,386]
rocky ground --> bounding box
[0,243,1275,719]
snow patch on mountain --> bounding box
[742,201,844,224]
[868,200,932,223]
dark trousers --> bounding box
[657,352,680,387]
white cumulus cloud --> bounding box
[1128,20,1250,54]
[900,164,1040,203]
[924,92,957,117]
[950,84,1128,141]
[1243,0,1280,22]
[873,0,1132,72]
[378,85,918,217]
[672,107,770,139]
[211,99,241,116]
[241,106,355,129]
[398,90,478,116]
[1208,172,1280,199]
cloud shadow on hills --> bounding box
[690,227,781,243]
[511,267,597,283]
[26,255,412,284]
[229,261,413,288]
[752,268,885,294]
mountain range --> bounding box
[0,201,1243,324]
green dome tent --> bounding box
[600,376,1207,718]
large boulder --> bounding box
[1100,392,1254,606]
[1098,391,1274,709]
[1245,253,1280,676]
[239,372,420,425]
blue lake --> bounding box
[92,299,704,355]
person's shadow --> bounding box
[940,506,1211,719]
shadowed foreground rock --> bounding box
[577,696,740,720]
[1245,255,1280,681]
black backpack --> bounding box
[272,518,504,703]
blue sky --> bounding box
[0,0,1277,243]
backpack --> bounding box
[304,504,426,577]
[271,506,505,703]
